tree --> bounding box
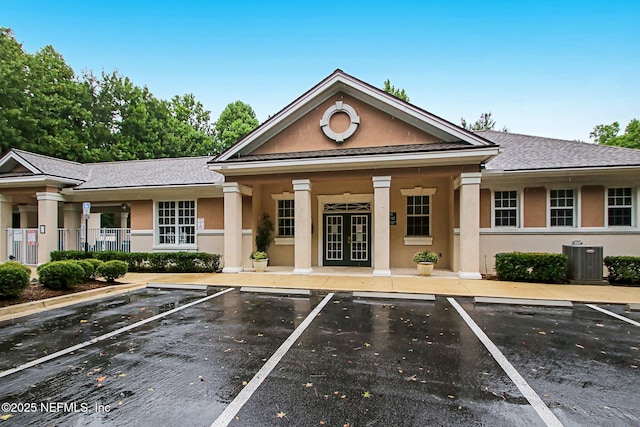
[590,119,640,149]
[461,112,509,132]
[213,101,259,153]
[383,79,410,102]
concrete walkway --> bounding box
[2,271,639,322]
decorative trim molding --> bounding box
[271,192,294,200]
[372,176,391,188]
[130,229,153,236]
[319,101,360,143]
[400,187,437,197]
[275,237,294,245]
[404,236,433,246]
[454,172,483,189]
[36,192,64,202]
[293,179,312,192]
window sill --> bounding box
[274,237,294,245]
[404,236,433,246]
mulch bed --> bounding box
[0,280,113,308]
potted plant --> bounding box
[413,251,438,276]
[252,213,274,272]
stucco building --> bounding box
[1,70,639,279]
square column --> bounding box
[222,182,244,273]
[457,173,482,279]
[37,192,63,264]
[373,176,391,277]
[63,203,82,250]
[0,195,13,261]
[293,179,312,275]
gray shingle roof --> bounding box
[76,156,223,189]
[219,142,483,163]
[11,149,88,181]
[478,130,640,171]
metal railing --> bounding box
[58,228,69,251]
[76,228,131,253]
[7,228,39,265]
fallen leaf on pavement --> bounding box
[276,411,286,418]
[362,391,372,398]
[1,414,13,421]
[97,376,107,382]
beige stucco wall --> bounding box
[524,187,546,227]
[252,92,440,155]
[198,198,224,229]
[479,189,491,228]
[130,232,153,252]
[478,231,640,275]
[582,185,605,227]
[130,200,153,230]
[196,233,225,256]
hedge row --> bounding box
[604,256,640,285]
[37,259,128,289]
[495,252,567,283]
[50,251,221,273]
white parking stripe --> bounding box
[0,287,235,379]
[447,297,563,427]
[211,292,334,427]
[586,304,640,327]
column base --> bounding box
[292,268,313,275]
[222,266,244,273]
[458,271,482,280]
[373,269,391,277]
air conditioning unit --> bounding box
[562,243,604,285]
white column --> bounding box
[457,173,482,279]
[0,195,13,261]
[293,179,313,274]
[63,203,82,250]
[120,212,129,228]
[222,182,243,273]
[373,176,391,277]
[37,192,63,264]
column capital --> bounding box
[0,194,13,203]
[454,172,482,188]
[372,176,391,188]
[222,182,252,196]
[36,192,64,202]
[292,179,311,192]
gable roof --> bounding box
[479,130,640,171]
[0,149,88,183]
[214,69,495,162]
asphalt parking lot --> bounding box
[0,287,638,426]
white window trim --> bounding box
[272,192,295,243]
[547,187,579,228]
[492,189,520,228]
[605,186,635,227]
[401,187,435,243]
[153,199,197,249]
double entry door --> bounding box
[323,213,371,267]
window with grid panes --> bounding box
[550,189,574,226]
[157,201,195,244]
[277,199,295,236]
[494,191,518,227]
[608,188,632,226]
[406,195,430,236]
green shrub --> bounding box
[0,261,32,276]
[50,250,94,261]
[495,252,567,283]
[412,251,439,263]
[96,260,128,283]
[50,251,221,273]
[84,259,104,278]
[0,265,31,297]
[72,260,95,282]
[38,261,85,290]
[604,256,640,285]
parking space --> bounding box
[0,287,638,426]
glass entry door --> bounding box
[323,213,371,267]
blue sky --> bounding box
[2,1,639,142]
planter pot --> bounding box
[253,259,269,272]
[416,262,435,276]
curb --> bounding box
[0,282,147,321]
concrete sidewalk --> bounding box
[2,271,639,322]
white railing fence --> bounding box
[76,228,131,253]
[7,228,39,265]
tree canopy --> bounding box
[383,79,410,102]
[460,112,509,132]
[0,27,259,162]
[590,119,640,149]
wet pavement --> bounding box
[0,288,638,426]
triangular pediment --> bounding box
[0,151,42,175]
[215,70,494,162]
